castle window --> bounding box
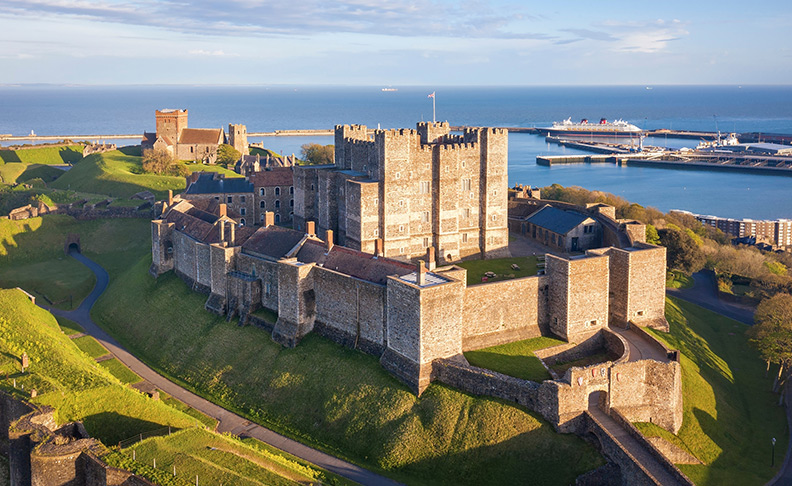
[374,228,379,237]
[259,188,265,196]
[636,310,645,317]
[399,225,404,232]
[461,161,466,168]
[260,214,265,222]
[423,237,429,248]
[374,198,378,206]
[589,319,598,327]
[462,179,471,191]
[275,200,280,208]
[266,283,271,296]
[241,208,246,216]
[464,208,471,219]
[462,233,468,243]
[289,211,293,219]
[420,181,430,193]
[275,187,281,196]
[311,184,315,191]
[241,196,246,203]
[400,247,405,254]
[214,196,219,200]
[491,214,496,221]
[260,201,266,209]
[227,196,233,203]
[275,214,281,223]
[399,200,405,207]
[289,186,294,195]
[290,199,294,207]
[240,218,246,225]
[422,211,430,223]
[395,172,401,179]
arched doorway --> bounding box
[64,234,81,254]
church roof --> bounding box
[178,128,224,145]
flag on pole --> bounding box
[428,92,435,98]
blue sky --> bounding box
[1,0,790,85]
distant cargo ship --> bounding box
[381,87,398,92]
[540,118,642,137]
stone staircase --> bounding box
[204,293,227,315]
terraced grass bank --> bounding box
[463,336,564,382]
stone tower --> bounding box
[228,123,248,154]
[155,109,188,144]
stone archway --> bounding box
[64,234,81,254]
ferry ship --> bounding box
[540,118,642,137]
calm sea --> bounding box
[1,85,791,219]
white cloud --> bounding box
[188,49,237,57]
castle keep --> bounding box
[293,122,509,263]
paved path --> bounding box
[610,327,668,362]
[666,270,755,325]
[588,393,686,486]
[42,250,401,486]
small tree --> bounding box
[646,224,661,245]
[142,148,174,175]
[300,143,334,165]
[217,144,241,166]
[658,227,705,274]
[749,294,792,396]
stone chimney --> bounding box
[219,219,225,243]
[167,190,173,207]
[417,260,427,286]
[264,211,274,227]
[426,247,436,271]
[325,229,334,252]
[306,221,316,237]
[374,238,383,258]
[229,222,235,246]
[219,203,227,218]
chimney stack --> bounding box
[229,221,235,246]
[417,260,427,286]
[219,219,225,243]
[306,221,316,236]
[264,211,274,227]
[325,229,334,252]
[167,190,173,207]
[219,203,227,218]
[426,247,436,271]
[374,238,383,258]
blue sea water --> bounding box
[1,85,790,219]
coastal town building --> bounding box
[293,122,510,264]
[141,109,248,163]
[679,211,792,248]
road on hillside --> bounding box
[666,270,755,325]
[42,250,402,486]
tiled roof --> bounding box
[525,205,590,235]
[296,239,328,265]
[186,198,242,219]
[164,206,214,241]
[178,128,224,145]
[242,226,307,260]
[142,132,156,144]
[322,246,414,285]
[249,167,294,188]
[185,172,253,195]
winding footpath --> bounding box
[41,250,401,486]
[666,270,755,325]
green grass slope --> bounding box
[93,257,604,486]
[50,150,185,199]
[637,297,788,485]
[0,145,83,165]
[0,215,150,308]
[0,288,200,445]
[463,336,564,381]
[456,256,539,285]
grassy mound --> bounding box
[0,288,200,445]
[637,297,787,485]
[106,428,349,486]
[93,257,604,485]
[50,150,185,199]
[0,145,83,165]
[463,336,564,381]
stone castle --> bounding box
[150,123,682,444]
[293,122,509,263]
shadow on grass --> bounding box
[82,412,169,446]
[119,146,142,157]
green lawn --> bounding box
[0,145,83,165]
[160,394,217,429]
[636,297,788,485]
[99,358,142,385]
[0,454,8,486]
[0,215,151,308]
[183,164,243,178]
[0,288,201,445]
[73,335,109,359]
[93,256,603,485]
[105,428,352,486]
[50,149,185,199]
[463,336,564,382]
[667,270,695,289]
[56,316,84,336]
[0,163,27,185]
[456,256,539,286]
